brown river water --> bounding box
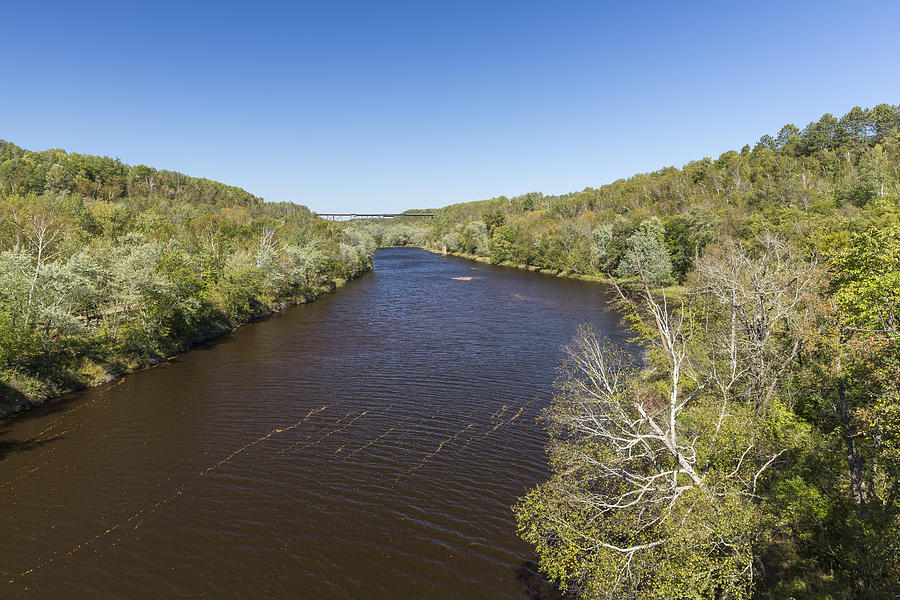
[0,247,629,599]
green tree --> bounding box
[489,225,514,264]
[616,218,673,286]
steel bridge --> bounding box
[317,213,434,221]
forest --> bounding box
[2,102,897,598]
[398,105,899,598]
[0,141,375,416]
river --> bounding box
[0,247,629,599]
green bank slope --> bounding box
[391,105,899,599]
[0,141,375,416]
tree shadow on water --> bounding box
[0,434,63,461]
[0,378,28,412]
[516,561,573,600]
[0,378,91,424]
[0,380,65,460]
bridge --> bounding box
[317,213,434,221]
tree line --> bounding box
[342,219,429,248]
[0,141,375,416]
[411,105,899,598]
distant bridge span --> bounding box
[317,213,434,221]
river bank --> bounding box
[0,247,629,599]
[0,272,366,420]
[421,245,687,297]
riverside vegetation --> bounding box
[0,141,375,416]
[3,103,898,598]
[383,105,899,598]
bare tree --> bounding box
[11,204,64,328]
[517,239,819,597]
[693,234,821,409]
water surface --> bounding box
[0,247,628,599]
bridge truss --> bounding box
[316,213,434,221]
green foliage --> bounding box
[514,322,783,598]
[445,104,900,599]
[830,225,900,331]
[489,225,514,264]
[341,220,427,248]
[0,141,373,414]
[3,104,900,596]
[615,218,674,286]
[664,212,716,280]
[460,220,489,256]
[0,140,261,206]
[417,104,900,291]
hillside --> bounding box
[423,104,899,286]
[0,141,375,416]
[402,105,900,598]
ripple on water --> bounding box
[0,247,630,599]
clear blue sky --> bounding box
[3,1,900,213]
